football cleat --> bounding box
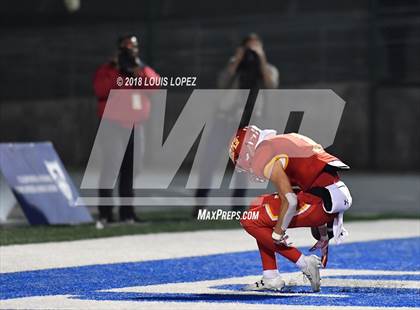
[244,276,285,291]
[301,255,322,292]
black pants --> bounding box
[98,133,135,220]
[97,121,144,221]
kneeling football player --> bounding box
[229,125,352,292]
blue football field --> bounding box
[1,233,419,309]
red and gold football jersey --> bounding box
[251,133,343,191]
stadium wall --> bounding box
[0,0,419,171]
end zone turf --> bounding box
[0,220,419,309]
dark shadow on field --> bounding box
[131,293,295,302]
[70,284,357,304]
[70,285,420,307]
[70,291,296,303]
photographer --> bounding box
[194,33,279,216]
[93,34,160,224]
[224,33,278,89]
[218,33,279,126]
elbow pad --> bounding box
[281,192,298,231]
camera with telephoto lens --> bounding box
[237,48,262,88]
[238,48,260,72]
[118,48,141,77]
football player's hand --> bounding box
[272,230,292,247]
[310,239,329,268]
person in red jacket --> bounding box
[93,34,160,224]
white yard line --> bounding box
[1,220,419,273]
[0,295,415,310]
[109,269,420,295]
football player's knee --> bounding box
[240,219,261,240]
[240,214,259,231]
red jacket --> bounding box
[93,62,160,126]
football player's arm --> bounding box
[269,162,297,241]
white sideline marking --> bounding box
[1,220,419,273]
